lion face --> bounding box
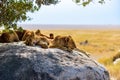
[66,36,76,50]
[36,36,49,49]
[22,30,33,41]
[24,32,36,46]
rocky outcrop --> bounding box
[0,42,110,80]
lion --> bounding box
[24,31,35,46]
[49,35,76,52]
[22,30,33,41]
[15,30,27,41]
[36,36,50,49]
[35,29,54,39]
[24,31,49,48]
[0,31,19,43]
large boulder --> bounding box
[0,42,110,80]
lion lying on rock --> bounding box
[0,31,19,43]
[49,35,76,52]
[0,29,77,52]
[24,30,77,52]
[24,31,49,48]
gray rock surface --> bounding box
[0,42,110,80]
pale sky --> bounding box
[19,0,120,25]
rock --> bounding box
[0,42,110,80]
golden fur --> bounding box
[35,29,42,36]
[22,30,33,41]
[15,30,27,41]
[0,31,19,43]
[35,29,54,39]
[49,35,76,52]
[36,36,50,48]
[0,29,76,51]
[24,31,49,48]
[24,31,35,46]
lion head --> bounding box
[24,31,36,46]
[35,36,50,49]
[22,30,33,41]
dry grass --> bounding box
[40,29,120,80]
[41,30,120,57]
[98,51,120,80]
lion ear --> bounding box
[35,29,41,34]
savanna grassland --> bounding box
[41,29,120,80]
